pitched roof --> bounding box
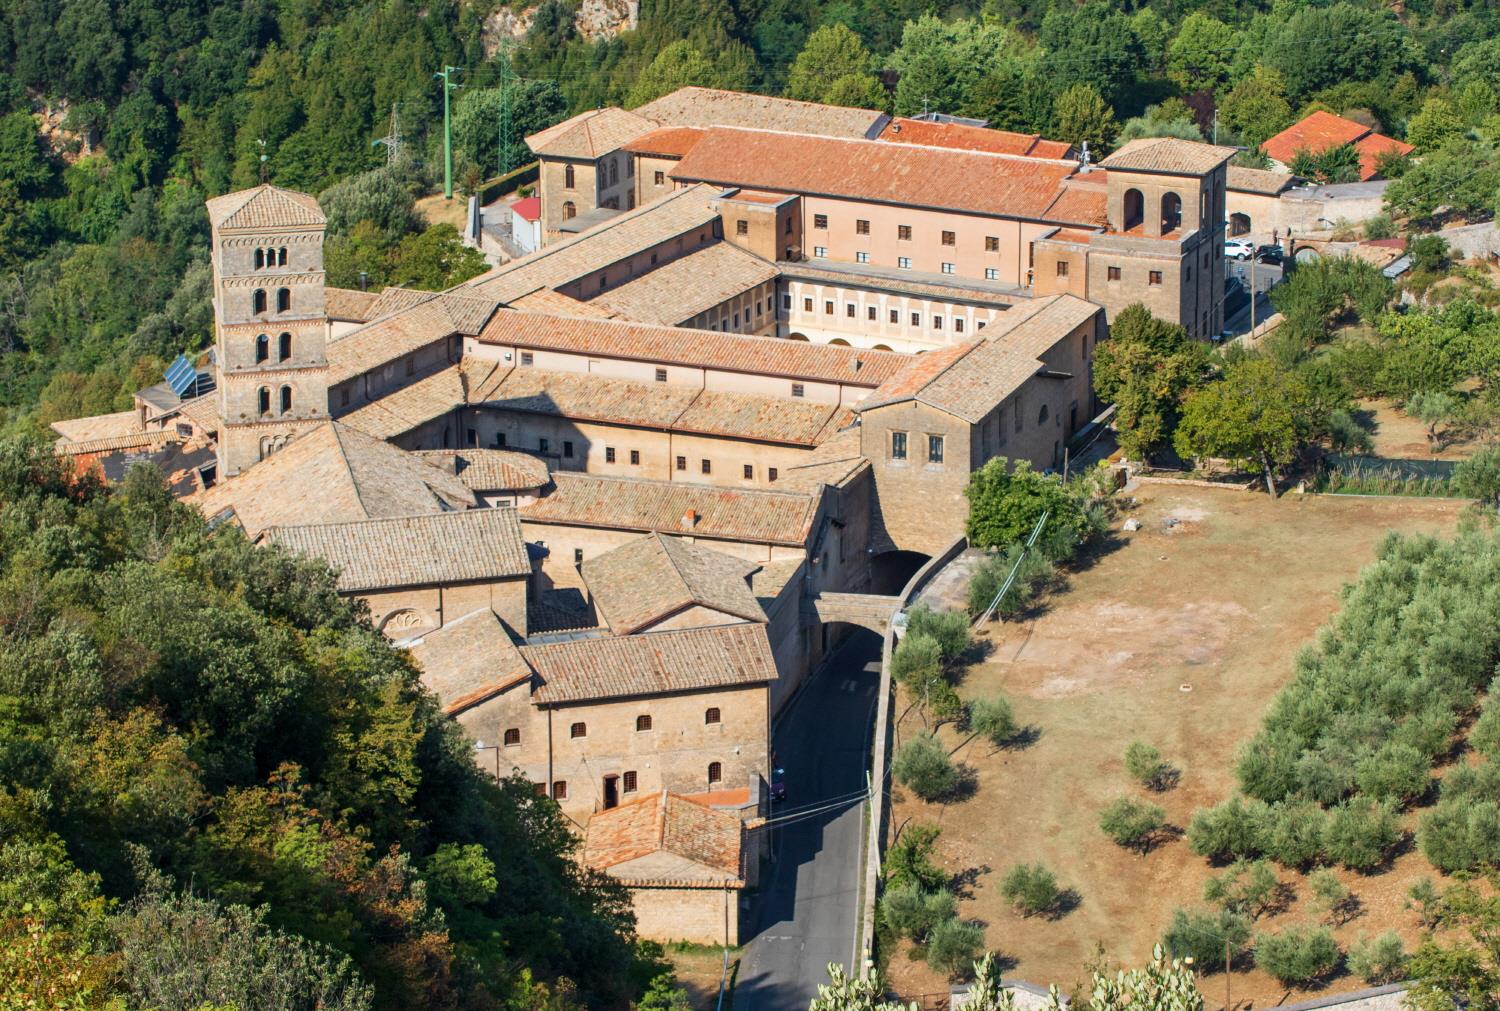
[980,293,1102,356]
[518,472,819,546]
[1352,133,1414,181]
[670,127,1088,224]
[337,366,466,440]
[523,622,777,704]
[50,410,141,444]
[1261,111,1413,180]
[584,791,745,887]
[406,608,532,715]
[511,196,541,222]
[583,532,766,634]
[586,242,780,325]
[326,290,501,385]
[1227,165,1297,195]
[195,422,476,538]
[877,117,1073,159]
[264,506,530,593]
[465,186,722,303]
[414,449,550,491]
[369,286,435,318]
[507,288,618,318]
[634,87,886,139]
[477,307,906,386]
[525,107,656,159]
[205,185,325,230]
[622,126,707,158]
[855,338,1047,424]
[325,287,382,322]
[1098,137,1236,175]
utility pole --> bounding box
[256,138,268,183]
[1225,937,1232,1011]
[435,65,464,199]
[1249,254,1257,336]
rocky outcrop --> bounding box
[482,0,637,54]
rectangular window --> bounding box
[574,548,584,566]
[605,446,615,463]
[538,438,549,453]
[897,257,912,269]
[563,440,574,459]
[782,293,792,310]
[890,309,899,323]
[495,432,507,448]
[701,459,711,475]
[520,351,534,366]
[803,297,813,312]
[768,467,778,482]
[868,306,877,321]
[405,355,415,376]
[1149,270,1163,285]
[630,449,640,465]
[676,455,686,471]
[570,722,586,739]
[1056,261,1069,278]
[910,311,920,326]
[733,312,739,327]
[928,434,945,464]
[654,170,664,185]
[814,245,828,258]
[856,251,869,263]
[824,301,834,314]
[813,213,828,229]
[552,781,567,800]
[846,303,855,318]
[941,230,956,246]
[933,315,943,330]
[941,262,955,274]
[622,770,637,793]
[985,236,999,252]
[736,219,748,235]
[791,383,804,398]
[891,431,907,460]
[1186,265,1193,282]
[897,225,912,240]
[743,464,753,480]
[856,218,870,235]
[985,268,999,280]
[1107,266,1121,281]
[655,367,667,382]
[954,318,964,333]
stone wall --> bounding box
[631,885,741,946]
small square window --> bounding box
[654,170,664,185]
[782,293,791,310]
[570,722,586,739]
[856,219,870,235]
[889,309,899,323]
[846,303,855,318]
[1056,261,1069,277]
[636,714,653,732]
[768,467,778,482]
[538,437,549,453]
[623,770,638,792]
[897,256,911,269]
[656,367,667,382]
[941,262,955,274]
[867,305,877,321]
[1107,266,1121,281]
[552,780,567,800]
[574,548,583,566]
[985,268,999,280]
[792,383,805,398]
[676,455,686,471]
[910,311,920,326]
[813,214,828,229]
[520,351,534,366]
[928,434,945,464]
[605,446,615,463]
[898,225,912,240]
[985,236,999,252]
[736,219,748,235]
[824,301,834,314]
[941,230,956,246]
[743,464,753,480]
[701,459,712,474]
[803,297,813,312]
[705,707,721,724]
[1149,270,1163,285]
[891,431,907,460]
[504,728,521,746]
[814,245,828,257]
[630,449,640,465]
[856,251,869,263]
[933,316,943,330]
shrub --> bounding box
[1323,800,1400,870]
[891,633,942,687]
[967,544,1054,619]
[1260,801,1327,869]
[1098,797,1166,853]
[1328,409,1374,455]
[1364,214,1396,240]
[1203,859,1279,918]
[886,824,947,892]
[1125,741,1172,791]
[879,882,956,941]
[1418,798,1500,873]
[1161,908,1250,972]
[1454,446,1500,506]
[1254,925,1341,985]
[967,695,1017,748]
[1346,932,1407,985]
[1187,796,1269,863]
[1470,683,1500,756]
[905,605,970,662]
[926,917,985,976]
[1308,868,1357,925]
[1353,742,1430,804]
[893,733,958,801]
[964,458,1090,560]
[1406,878,1440,928]
[999,863,1060,918]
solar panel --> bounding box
[164,355,198,397]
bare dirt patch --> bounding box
[886,485,1466,1004]
[1359,396,1483,461]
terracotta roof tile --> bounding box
[1098,137,1236,175]
[325,287,381,322]
[55,430,174,456]
[508,288,618,318]
[519,472,818,545]
[50,410,141,444]
[584,791,745,886]
[586,243,780,325]
[264,506,530,593]
[877,117,1073,159]
[634,87,885,139]
[406,608,532,715]
[326,291,500,385]
[1262,111,1373,167]
[413,449,550,491]
[1227,165,1296,195]
[477,307,906,386]
[524,622,777,704]
[338,366,465,440]
[622,126,707,158]
[206,185,325,230]
[1352,133,1414,180]
[369,286,435,318]
[583,532,766,634]
[670,127,1086,223]
[525,107,656,159]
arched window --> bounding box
[1038,404,1049,426]
[278,332,292,362]
[279,385,292,413]
[253,289,267,314]
[277,247,288,266]
[276,288,291,312]
[562,201,576,220]
[257,386,271,415]
[1229,212,1251,237]
[707,761,723,785]
[255,334,269,363]
[564,164,575,189]
[503,728,520,746]
[1161,192,1182,234]
[570,722,586,739]
[254,248,265,269]
[635,714,653,732]
[1123,188,1144,231]
[705,707,721,725]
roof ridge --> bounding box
[698,125,1081,168]
[651,532,697,616]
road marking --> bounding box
[841,679,855,692]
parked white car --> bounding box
[1225,239,1254,260]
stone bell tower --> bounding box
[204,184,330,478]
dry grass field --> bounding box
[887,484,1468,1004]
[1357,397,1483,462]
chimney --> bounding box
[682,509,698,529]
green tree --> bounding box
[1347,932,1408,985]
[1261,4,1411,102]
[889,15,1010,117]
[1037,4,1140,107]
[1220,66,1292,150]
[637,972,693,1011]
[1453,446,1500,506]
[880,881,956,941]
[786,25,874,104]
[1407,390,1460,450]
[1165,14,1238,95]
[893,733,959,801]
[1386,137,1500,220]
[1173,358,1314,495]
[627,41,718,108]
[1162,909,1250,973]
[1408,97,1466,153]
[1289,143,1362,184]
[1125,741,1172,792]
[1098,797,1166,853]
[1407,879,1500,1011]
[1092,304,1207,463]
[1203,859,1280,919]
[823,74,888,110]
[1053,83,1118,154]
[1255,925,1341,985]
[926,917,985,976]
[964,459,1089,558]
[1000,863,1061,917]
[966,695,1017,749]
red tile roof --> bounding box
[877,118,1072,159]
[1262,111,1413,181]
[622,126,707,158]
[584,791,744,887]
[511,196,541,222]
[1353,133,1414,181]
[670,127,1089,224]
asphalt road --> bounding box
[734,629,883,1011]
